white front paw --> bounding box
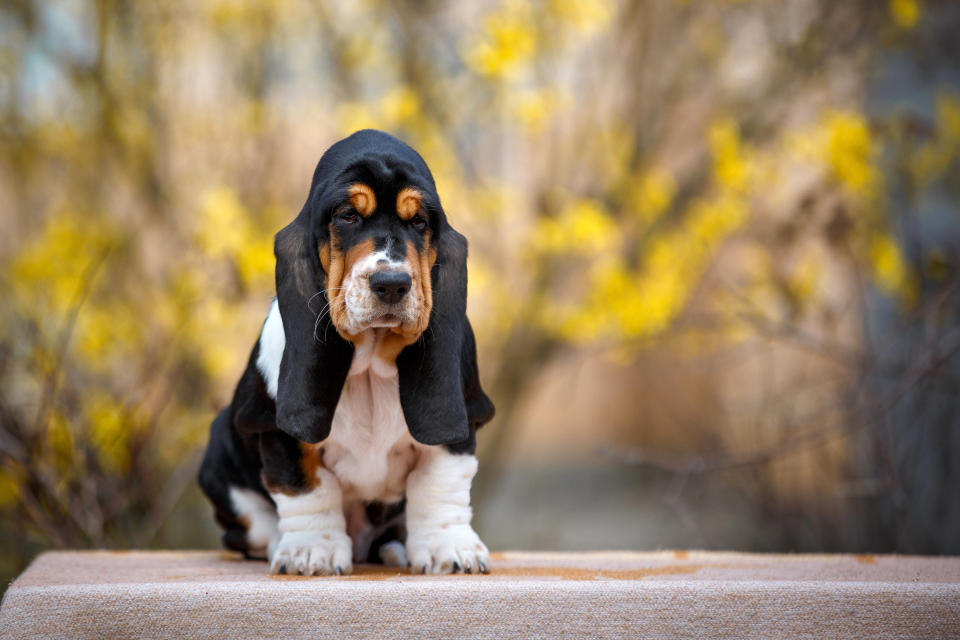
[406,525,489,574]
[269,530,353,576]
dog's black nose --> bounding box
[369,271,412,304]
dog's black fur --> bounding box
[198,130,494,560]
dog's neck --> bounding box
[347,328,399,379]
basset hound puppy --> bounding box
[198,130,495,575]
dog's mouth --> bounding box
[367,312,402,329]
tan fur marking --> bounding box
[262,443,325,495]
[325,226,346,291]
[348,183,377,217]
[396,188,423,221]
[344,239,377,285]
[262,474,310,497]
[299,442,324,488]
[376,236,434,364]
[325,224,347,334]
[328,237,376,343]
[417,234,434,330]
[376,332,410,366]
[319,241,331,274]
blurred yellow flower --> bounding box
[380,86,421,124]
[464,1,537,79]
[513,89,562,133]
[548,0,614,33]
[630,168,676,224]
[824,111,879,198]
[75,302,143,370]
[337,102,381,136]
[870,233,916,304]
[685,194,748,247]
[533,199,619,255]
[198,186,250,259]
[237,241,275,287]
[197,185,274,289]
[560,191,748,343]
[789,252,822,304]
[9,211,115,315]
[889,0,921,29]
[85,393,131,474]
[709,118,750,193]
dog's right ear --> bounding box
[273,204,353,444]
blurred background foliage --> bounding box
[1,0,959,587]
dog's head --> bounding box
[272,129,492,447]
[321,172,435,345]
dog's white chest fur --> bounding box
[322,332,418,503]
[257,300,417,503]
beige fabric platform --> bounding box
[1,550,958,638]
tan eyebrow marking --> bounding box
[396,187,423,221]
[348,183,377,217]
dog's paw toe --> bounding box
[268,530,353,576]
[406,525,489,575]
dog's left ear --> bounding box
[272,203,354,444]
[397,222,494,446]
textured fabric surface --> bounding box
[1,550,958,638]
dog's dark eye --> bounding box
[338,211,360,224]
[410,215,428,232]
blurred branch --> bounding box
[601,320,960,529]
[32,247,112,434]
[135,448,204,549]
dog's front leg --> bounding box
[405,447,489,574]
[261,432,352,576]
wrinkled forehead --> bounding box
[322,154,436,217]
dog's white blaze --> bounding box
[256,299,284,399]
[228,486,278,555]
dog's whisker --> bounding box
[307,290,325,313]
[322,300,342,344]
[313,300,334,342]
[308,288,347,310]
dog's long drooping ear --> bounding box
[273,202,354,444]
[397,224,493,448]
[462,316,496,432]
